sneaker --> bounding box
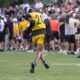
[63,50,68,55]
[75,49,80,54]
[30,63,35,73]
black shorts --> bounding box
[0,32,5,42]
[65,35,75,43]
[23,32,32,42]
[51,31,59,40]
[9,34,14,40]
[23,32,28,39]
[45,35,52,43]
[23,32,30,40]
[60,33,65,42]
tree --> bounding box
[0,0,14,7]
[0,0,35,7]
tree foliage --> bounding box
[0,0,35,7]
[0,0,13,7]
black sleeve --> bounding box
[25,14,32,20]
[24,16,35,34]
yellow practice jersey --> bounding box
[29,12,46,31]
[19,20,29,31]
[13,23,19,35]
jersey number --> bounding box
[35,15,43,24]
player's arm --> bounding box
[24,14,35,34]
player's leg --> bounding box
[40,53,50,69]
[30,34,49,73]
[37,35,50,69]
[30,36,37,73]
[30,44,45,73]
[38,35,49,68]
[32,44,49,69]
[30,43,43,73]
[30,34,43,73]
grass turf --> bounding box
[0,51,80,80]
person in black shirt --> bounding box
[44,17,52,51]
[59,15,66,52]
[6,16,14,50]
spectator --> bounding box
[65,13,77,54]
[59,12,66,52]
[0,15,5,51]
[42,9,52,51]
[50,15,59,50]
[35,0,43,10]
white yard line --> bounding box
[51,63,80,67]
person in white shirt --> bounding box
[35,1,43,10]
[65,14,77,54]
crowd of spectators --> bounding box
[0,0,80,55]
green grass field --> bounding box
[0,51,80,80]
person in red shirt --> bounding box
[50,15,59,51]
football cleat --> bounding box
[30,63,35,73]
[42,61,50,69]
